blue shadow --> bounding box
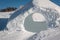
[9,0,33,21]
[0,18,8,31]
[50,0,60,6]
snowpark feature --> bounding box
[0,0,60,40]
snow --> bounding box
[0,0,60,40]
[0,11,14,18]
[32,13,46,22]
[32,0,60,39]
[33,0,60,9]
[1,31,35,40]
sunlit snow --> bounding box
[32,13,46,22]
[0,0,60,40]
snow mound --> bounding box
[32,13,46,22]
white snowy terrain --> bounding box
[0,0,60,40]
[0,12,14,18]
[32,13,46,22]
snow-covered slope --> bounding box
[0,0,60,40]
[33,0,60,13]
[0,12,14,18]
